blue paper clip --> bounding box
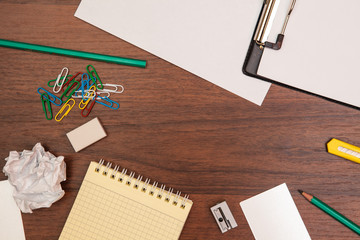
[37,87,62,106]
[80,73,96,99]
[95,96,119,110]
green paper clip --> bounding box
[41,93,53,120]
[86,65,104,90]
[61,80,81,102]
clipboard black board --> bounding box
[242,0,360,111]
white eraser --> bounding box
[66,117,107,152]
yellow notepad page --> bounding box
[59,161,192,240]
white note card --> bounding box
[240,183,311,240]
[75,0,271,106]
[0,180,26,240]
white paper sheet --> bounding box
[75,0,271,106]
[240,183,311,240]
[0,180,26,240]
[258,0,360,108]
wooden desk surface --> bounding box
[1,1,360,239]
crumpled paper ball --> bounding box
[3,143,66,213]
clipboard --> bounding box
[243,0,360,110]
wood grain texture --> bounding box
[1,1,360,239]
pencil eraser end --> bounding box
[66,117,107,152]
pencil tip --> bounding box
[298,189,303,194]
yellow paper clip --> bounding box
[55,98,75,122]
[327,138,360,164]
[79,86,96,109]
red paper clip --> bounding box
[61,72,82,92]
[81,94,97,117]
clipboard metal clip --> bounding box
[254,0,296,50]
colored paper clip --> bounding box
[72,90,86,98]
[55,98,75,122]
[87,64,104,89]
[95,96,120,110]
[83,85,96,100]
[61,72,82,91]
[79,86,96,109]
[37,87,62,106]
[80,73,95,97]
[81,94,97,117]
[41,93,53,120]
[47,74,72,88]
[83,85,97,100]
[53,67,69,93]
[79,96,92,110]
[96,90,111,99]
[98,83,124,93]
[61,80,81,102]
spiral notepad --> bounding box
[59,160,193,240]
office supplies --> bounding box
[61,79,81,102]
[210,201,237,233]
[240,183,310,240]
[0,180,26,240]
[66,117,106,152]
[47,75,72,88]
[78,88,95,109]
[86,64,103,89]
[61,72,82,91]
[41,93,53,120]
[299,190,360,235]
[75,0,271,106]
[37,87,62,106]
[81,96,96,117]
[95,90,110,99]
[244,0,360,109]
[99,83,124,93]
[59,160,193,240]
[80,73,95,98]
[82,85,97,100]
[95,95,120,110]
[55,98,75,122]
[53,67,69,93]
[327,138,360,164]
[78,97,91,109]
[0,39,147,68]
[3,143,66,213]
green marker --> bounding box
[299,190,360,235]
[0,38,146,68]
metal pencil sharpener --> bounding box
[210,201,238,233]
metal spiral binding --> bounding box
[165,187,173,202]
[180,194,189,209]
[141,178,150,192]
[149,182,158,196]
[173,191,181,206]
[95,159,105,172]
[126,172,135,186]
[118,168,127,182]
[134,175,143,189]
[95,159,189,209]
[103,162,112,176]
[110,165,119,179]
[157,184,166,199]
